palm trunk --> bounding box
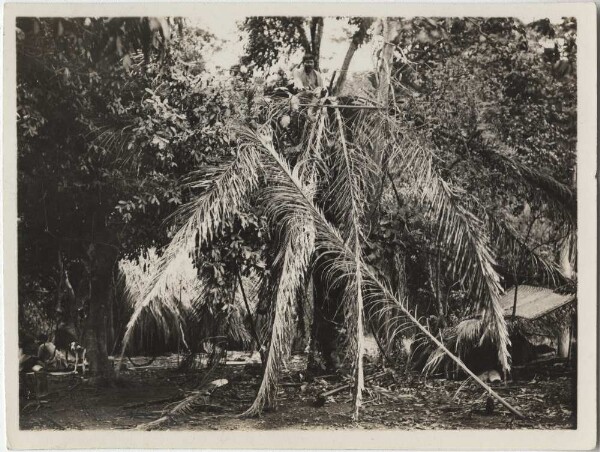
[310,266,344,372]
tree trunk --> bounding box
[376,18,396,106]
[310,17,324,70]
[428,258,445,328]
[309,266,344,373]
[334,18,374,95]
[557,324,572,358]
[559,233,575,278]
[84,242,118,378]
[511,281,519,320]
[334,41,358,96]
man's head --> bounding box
[302,53,315,72]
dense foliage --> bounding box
[17,17,266,368]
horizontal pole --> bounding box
[298,104,383,110]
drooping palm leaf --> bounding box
[242,214,315,417]
[241,128,317,417]
[242,124,524,419]
[424,180,510,371]
[365,115,511,372]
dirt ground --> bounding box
[20,353,576,431]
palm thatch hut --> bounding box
[416,285,576,378]
[499,285,576,359]
[117,248,262,358]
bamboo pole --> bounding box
[298,103,383,110]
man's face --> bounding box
[303,59,315,71]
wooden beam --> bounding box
[298,104,383,110]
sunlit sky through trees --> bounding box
[190,14,566,79]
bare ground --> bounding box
[20,353,576,431]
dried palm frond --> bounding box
[240,127,317,417]
[242,211,315,417]
[136,373,228,430]
[119,250,201,352]
[242,124,524,418]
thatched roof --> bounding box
[499,285,575,320]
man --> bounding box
[292,53,323,91]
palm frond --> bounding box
[137,375,228,430]
[243,124,524,418]
[332,108,367,419]
[373,119,510,373]
[427,180,510,372]
[241,128,316,417]
[119,251,201,352]
[242,214,315,416]
[324,110,373,235]
[120,142,263,360]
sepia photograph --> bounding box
[3,2,597,450]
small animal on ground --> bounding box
[54,324,86,373]
[70,341,87,374]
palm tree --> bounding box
[122,26,575,420]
